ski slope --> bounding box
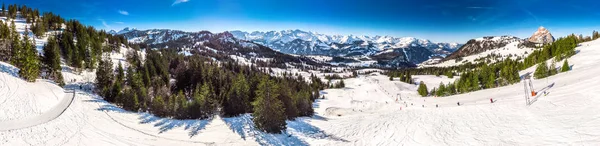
[308,39,600,145]
[2,34,600,145]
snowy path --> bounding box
[0,91,75,131]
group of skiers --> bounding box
[401,98,495,109]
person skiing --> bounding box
[436,104,438,108]
[457,102,460,106]
[490,98,494,103]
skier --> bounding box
[490,98,494,103]
[457,102,460,106]
[436,104,438,108]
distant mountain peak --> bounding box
[528,26,554,44]
[114,27,137,35]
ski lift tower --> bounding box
[523,73,536,105]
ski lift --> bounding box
[523,73,536,105]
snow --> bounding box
[0,62,66,122]
[3,29,600,145]
[421,41,535,68]
[306,39,600,145]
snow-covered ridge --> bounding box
[229,29,462,53]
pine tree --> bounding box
[485,71,496,89]
[534,61,549,79]
[19,30,40,82]
[445,71,453,78]
[549,61,557,76]
[465,72,480,92]
[223,74,250,116]
[278,80,298,119]
[96,57,114,100]
[116,62,125,82]
[436,82,446,97]
[42,36,64,86]
[32,22,45,37]
[152,95,166,117]
[112,62,125,105]
[189,82,216,119]
[10,21,21,65]
[561,59,570,72]
[295,89,313,117]
[417,81,428,97]
[252,76,286,133]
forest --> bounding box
[1,4,326,133]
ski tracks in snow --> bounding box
[0,91,74,131]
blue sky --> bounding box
[8,0,600,43]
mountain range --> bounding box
[229,30,462,63]
[111,27,554,68]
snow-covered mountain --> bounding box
[229,30,462,64]
[109,27,138,35]
[443,36,525,61]
[111,28,461,67]
[117,29,324,68]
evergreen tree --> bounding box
[19,30,40,82]
[151,95,166,117]
[96,57,114,100]
[561,59,570,72]
[417,81,428,97]
[295,89,313,117]
[189,82,216,119]
[10,21,21,65]
[470,72,480,91]
[223,74,250,116]
[278,80,298,119]
[42,36,64,86]
[112,62,125,105]
[436,82,446,97]
[549,61,557,76]
[252,76,286,133]
[445,71,454,78]
[32,22,45,37]
[116,62,125,82]
[485,71,496,89]
[534,61,549,79]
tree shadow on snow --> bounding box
[96,104,130,113]
[287,118,349,142]
[0,62,19,78]
[137,112,211,137]
[222,114,347,146]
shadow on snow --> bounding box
[82,90,211,137]
[222,114,347,146]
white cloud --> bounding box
[118,10,129,15]
[114,22,125,24]
[172,0,189,6]
[99,19,110,29]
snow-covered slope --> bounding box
[0,62,66,122]
[420,36,535,67]
[2,38,600,145]
[421,41,536,67]
[308,39,600,145]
